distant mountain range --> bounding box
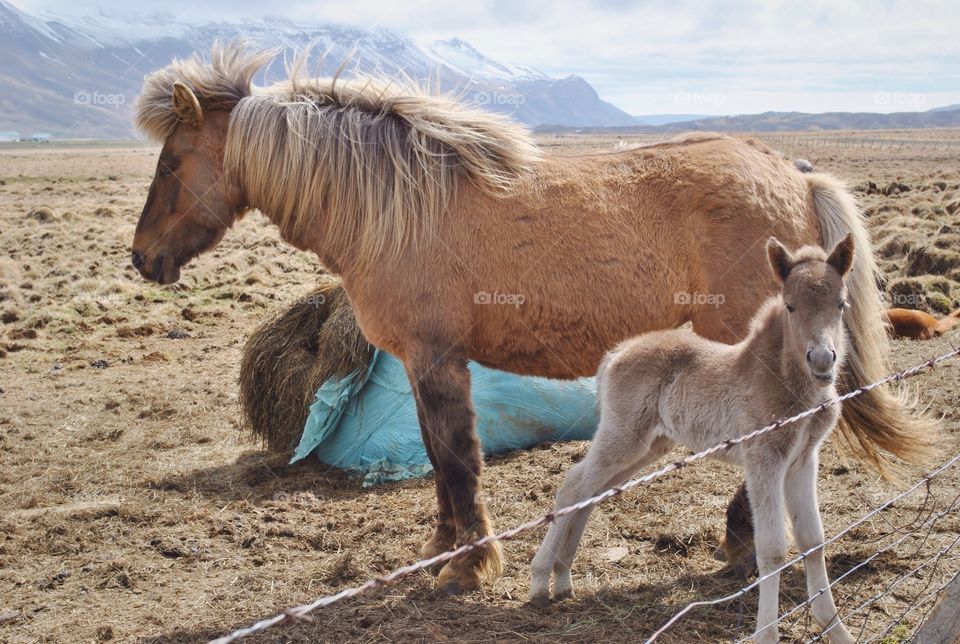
[542,106,960,135]
[2,0,959,140]
[0,1,636,138]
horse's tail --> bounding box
[807,173,936,472]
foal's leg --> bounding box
[406,354,501,593]
[744,459,788,644]
[785,453,854,643]
[530,413,671,606]
[692,282,776,574]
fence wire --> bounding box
[210,346,960,644]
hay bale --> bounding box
[239,277,373,452]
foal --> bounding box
[530,236,857,643]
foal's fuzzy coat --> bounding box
[530,236,858,644]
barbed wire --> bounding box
[725,484,960,643]
[209,345,960,644]
[653,452,960,643]
[821,533,960,642]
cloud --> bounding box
[13,0,960,114]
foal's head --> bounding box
[767,234,854,386]
[131,82,247,284]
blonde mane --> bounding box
[136,41,541,264]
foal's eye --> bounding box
[786,303,796,313]
[838,300,847,310]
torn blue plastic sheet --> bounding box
[291,350,598,486]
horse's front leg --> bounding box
[406,354,503,593]
[414,413,457,570]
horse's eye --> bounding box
[786,303,796,313]
[158,165,173,178]
[838,300,847,310]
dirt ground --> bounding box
[1,131,959,644]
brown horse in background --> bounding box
[885,307,960,340]
[130,42,933,592]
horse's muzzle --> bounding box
[131,251,180,285]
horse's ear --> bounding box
[827,233,855,277]
[767,237,794,283]
[172,81,203,128]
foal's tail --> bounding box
[807,174,936,472]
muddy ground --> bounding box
[1,131,959,643]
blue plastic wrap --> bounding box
[291,350,598,486]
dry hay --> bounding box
[238,276,373,452]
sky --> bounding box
[12,0,960,115]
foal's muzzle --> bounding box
[806,346,837,383]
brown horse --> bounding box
[131,42,933,592]
[885,307,960,340]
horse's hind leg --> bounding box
[530,411,670,606]
[785,452,853,643]
[406,353,501,594]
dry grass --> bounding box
[0,132,959,643]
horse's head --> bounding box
[132,82,245,284]
[767,234,854,386]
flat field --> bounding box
[1,131,959,643]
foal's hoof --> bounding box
[528,592,551,609]
[712,545,728,562]
[554,588,575,602]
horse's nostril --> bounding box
[806,349,813,363]
[830,349,837,363]
[131,251,145,271]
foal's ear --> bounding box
[827,233,855,277]
[172,81,203,128]
[767,237,794,283]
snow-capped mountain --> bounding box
[0,1,637,139]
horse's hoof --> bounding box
[712,545,728,562]
[439,579,467,595]
[436,561,482,594]
[419,533,456,576]
[528,592,551,609]
[727,553,758,578]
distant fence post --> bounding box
[915,571,960,644]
